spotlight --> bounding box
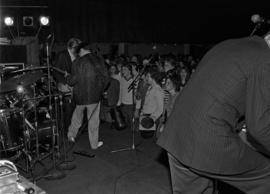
[16,84,24,94]
[4,17,14,26]
[23,16,34,27]
[39,16,49,26]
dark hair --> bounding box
[164,58,176,67]
[122,63,132,73]
[148,69,164,87]
[167,73,181,92]
[76,42,92,53]
[109,64,119,74]
[130,61,138,71]
[67,38,81,49]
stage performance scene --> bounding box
[1,0,270,194]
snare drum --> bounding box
[0,108,24,151]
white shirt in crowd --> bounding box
[142,83,164,120]
[119,77,134,105]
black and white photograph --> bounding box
[0,0,270,193]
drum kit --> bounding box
[0,65,66,177]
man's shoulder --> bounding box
[81,53,102,63]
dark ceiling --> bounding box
[1,0,270,43]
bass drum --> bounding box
[0,108,24,152]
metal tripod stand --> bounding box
[111,73,142,154]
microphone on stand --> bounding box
[250,14,269,36]
[46,33,52,40]
[251,14,270,24]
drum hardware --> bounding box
[57,94,76,171]
[0,78,57,180]
[0,108,24,154]
[41,41,65,180]
[0,44,67,181]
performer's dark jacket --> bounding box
[157,36,270,174]
[54,50,72,84]
[67,53,109,105]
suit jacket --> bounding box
[157,36,270,174]
[67,53,109,105]
[53,50,72,84]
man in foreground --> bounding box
[157,33,270,193]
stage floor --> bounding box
[34,122,171,194]
[20,122,244,194]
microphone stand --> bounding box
[127,64,147,94]
[111,71,144,154]
[250,23,261,36]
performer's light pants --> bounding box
[68,103,100,149]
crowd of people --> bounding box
[53,37,202,147]
[105,54,201,140]
[53,38,201,149]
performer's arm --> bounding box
[246,63,270,155]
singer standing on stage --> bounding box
[65,42,109,149]
[158,33,270,193]
[53,38,81,132]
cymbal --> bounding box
[12,66,47,74]
[0,72,43,93]
[0,66,19,73]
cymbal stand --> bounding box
[46,42,53,119]
[44,41,65,180]
[32,83,40,158]
[53,95,61,158]
[58,94,76,170]
[15,93,34,177]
